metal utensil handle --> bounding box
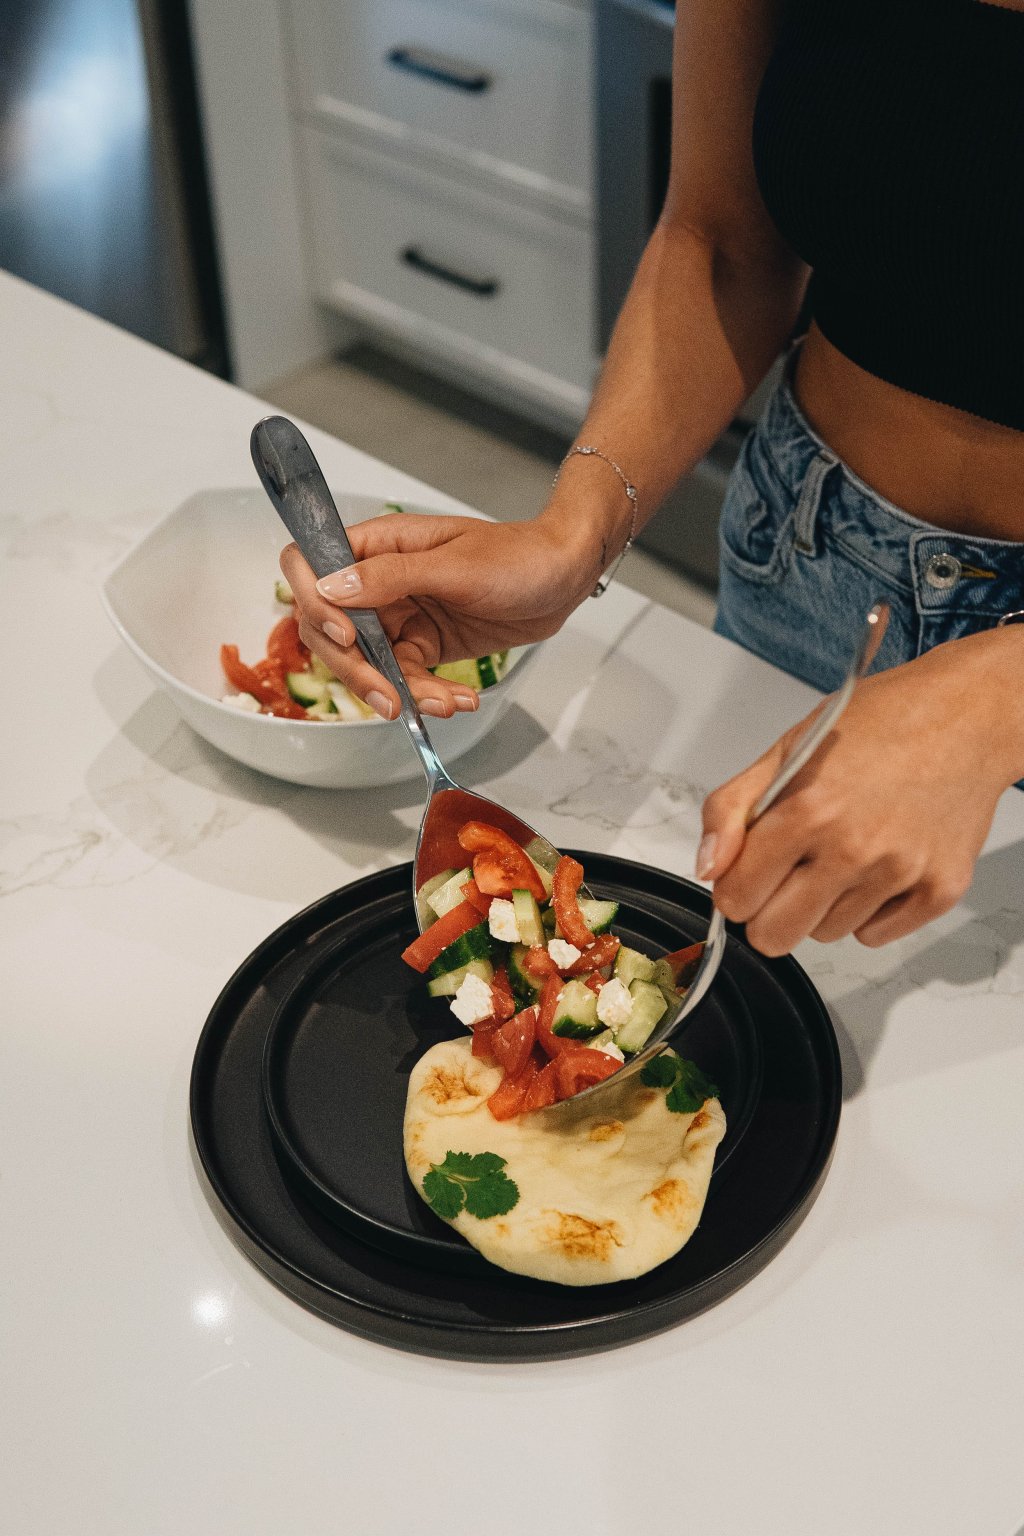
[750,600,889,820]
[249,415,446,784]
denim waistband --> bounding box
[756,370,1024,625]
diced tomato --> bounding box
[400,900,480,973]
[487,1056,540,1120]
[564,934,621,975]
[266,613,309,675]
[555,1048,622,1100]
[523,945,558,979]
[471,1022,497,1060]
[551,856,595,948]
[580,973,604,995]
[457,822,546,902]
[490,966,516,1022]
[521,1057,560,1112]
[460,879,493,919]
[491,1006,537,1078]
[220,645,306,718]
[535,973,573,1057]
[663,942,705,990]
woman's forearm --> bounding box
[539,215,808,563]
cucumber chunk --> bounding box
[521,840,556,898]
[427,866,474,920]
[310,655,333,683]
[427,922,494,979]
[507,944,542,1004]
[286,671,329,706]
[274,578,295,604]
[614,945,657,987]
[432,657,485,689]
[425,958,494,998]
[615,981,668,1054]
[578,898,619,935]
[649,957,682,1008]
[552,979,601,1038]
[416,869,457,929]
[511,889,545,948]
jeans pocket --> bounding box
[718,433,792,586]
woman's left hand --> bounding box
[697,629,1024,954]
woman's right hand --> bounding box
[280,507,605,720]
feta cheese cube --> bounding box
[222,692,261,712]
[593,1038,626,1063]
[596,977,633,1029]
[449,971,495,1028]
[547,939,582,969]
[488,898,520,944]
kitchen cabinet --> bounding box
[282,0,597,425]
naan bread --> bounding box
[404,1037,726,1286]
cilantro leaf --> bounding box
[640,1054,719,1113]
[666,1060,720,1115]
[422,1150,520,1222]
[422,1166,466,1220]
[640,1056,677,1088]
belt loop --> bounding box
[793,449,837,557]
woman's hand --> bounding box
[280,507,606,720]
[698,630,1024,953]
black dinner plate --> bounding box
[190,854,841,1361]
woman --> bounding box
[282,0,1024,957]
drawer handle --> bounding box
[401,246,500,298]
[386,45,492,95]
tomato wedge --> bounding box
[535,973,574,1057]
[220,645,306,718]
[491,1005,537,1078]
[460,879,493,919]
[551,856,595,948]
[457,822,546,902]
[523,944,558,979]
[400,900,480,973]
[555,1047,621,1100]
[490,966,516,1022]
[664,941,705,990]
[471,1022,498,1060]
[488,1056,540,1120]
[521,1057,560,1112]
[266,613,309,675]
[564,934,620,975]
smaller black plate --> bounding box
[261,899,764,1275]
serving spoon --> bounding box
[250,414,590,916]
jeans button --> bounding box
[924,552,962,590]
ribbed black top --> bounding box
[753,0,1024,430]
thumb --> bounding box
[697,737,789,882]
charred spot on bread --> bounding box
[541,1211,624,1261]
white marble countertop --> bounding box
[3,271,1023,1536]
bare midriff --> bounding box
[793,322,1024,542]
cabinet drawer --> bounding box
[286,0,592,211]
[300,127,595,405]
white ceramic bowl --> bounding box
[101,488,539,788]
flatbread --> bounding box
[403,1037,726,1286]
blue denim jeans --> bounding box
[714,368,1024,699]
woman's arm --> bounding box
[286,0,808,718]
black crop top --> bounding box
[753,0,1024,430]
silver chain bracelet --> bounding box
[553,444,639,596]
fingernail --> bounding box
[419,697,448,718]
[317,570,362,601]
[366,690,394,720]
[322,621,349,646]
[696,832,717,880]
[453,691,478,712]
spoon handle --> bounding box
[250,415,447,784]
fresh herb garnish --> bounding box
[640,1054,719,1113]
[422,1151,520,1221]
